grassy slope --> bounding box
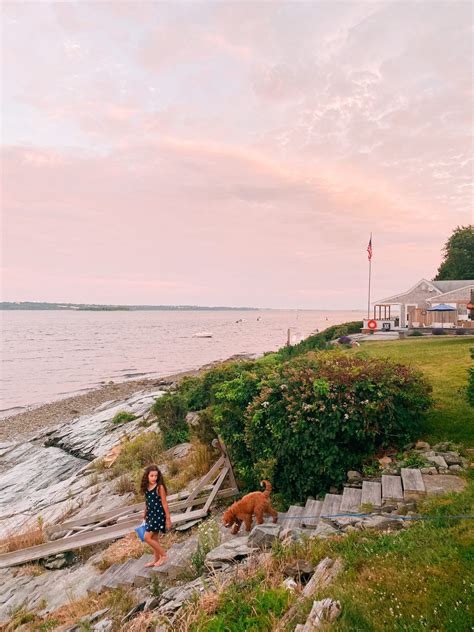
[188,337,474,632]
[351,337,473,446]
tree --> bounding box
[434,225,474,280]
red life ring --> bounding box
[367,320,377,330]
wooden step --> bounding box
[284,505,305,529]
[340,488,362,514]
[301,499,323,528]
[382,475,403,503]
[320,494,342,520]
[401,468,426,500]
[361,481,382,508]
[0,508,207,568]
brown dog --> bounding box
[222,480,278,534]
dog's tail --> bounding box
[260,480,272,496]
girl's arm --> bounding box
[159,485,172,529]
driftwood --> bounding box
[274,557,343,632]
[296,598,342,630]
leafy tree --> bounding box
[434,225,474,280]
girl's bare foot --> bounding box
[154,555,168,567]
[144,561,155,567]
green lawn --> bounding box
[351,337,473,446]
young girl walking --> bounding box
[140,464,172,567]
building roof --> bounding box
[374,278,474,305]
[427,284,474,303]
[375,279,440,304]
[431,280,474,293]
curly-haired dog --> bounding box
[222,480,278,534]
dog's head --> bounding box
[222,506,237,529]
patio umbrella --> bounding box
[427,303,456,328]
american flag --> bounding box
[367,236,373,261]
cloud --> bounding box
[1,2,472,306]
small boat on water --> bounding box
[192,332,213,338]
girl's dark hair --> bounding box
[140,464,167,496]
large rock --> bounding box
[0,390,164,535]
[415,441,431,450]
[310,522,339,539]
[248,524,281,548]
[426,455,448,469]
[441,452,462,466]
[0,562,100,623]
[346,471,362,484]
[360,515,402,531]
[205,537,256,569]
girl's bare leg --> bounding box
[151,533,168,566]
[144,532,164,565]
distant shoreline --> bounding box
[0,301,259,311]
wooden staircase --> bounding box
[87,468,427,594]
[0,439,239,569]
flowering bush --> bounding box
[338,336,352,345]
[216,352,432,503]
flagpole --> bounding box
[367,233,372,320]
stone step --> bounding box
[284,505,305,529]
[361,481,382,508]
[382,475,403,503]
[401,468,426,500]
[320,494,342,520]
[97,563,124,592]
[301,499,323,528]
[106,558,140,589]
[340,487,362,514]
[152,536,199,579]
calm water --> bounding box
[0,309,363,416]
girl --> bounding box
[140,464,172,567]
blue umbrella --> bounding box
[427,303,456,311]
[427,303,456,329]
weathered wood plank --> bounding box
[320,494,342,520]
[382,475,403,502]
[401,468,426,500]
[0,508,207,568]
[54,484,219,532]
[284,506,305,529]
[301,499,323,528]
[183,455,225,513]
[361,481,382,507]
[202,466,229,513]
[340,488,362,514]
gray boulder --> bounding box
[205,537,256,569]
[248,524,281,548]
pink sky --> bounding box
[1,1,472,308]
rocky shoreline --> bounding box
[0,353,258,443]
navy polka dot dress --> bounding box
[145,485,167,533]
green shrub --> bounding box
[179,362,255,411]
[191,406,218,445]
[152,393,189,448]
[111,411,136,425]
[409,330,423,337]
[275,320,363,360]
[216,351,432,502]
[432,328,447,335]
[112,431,164,474]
